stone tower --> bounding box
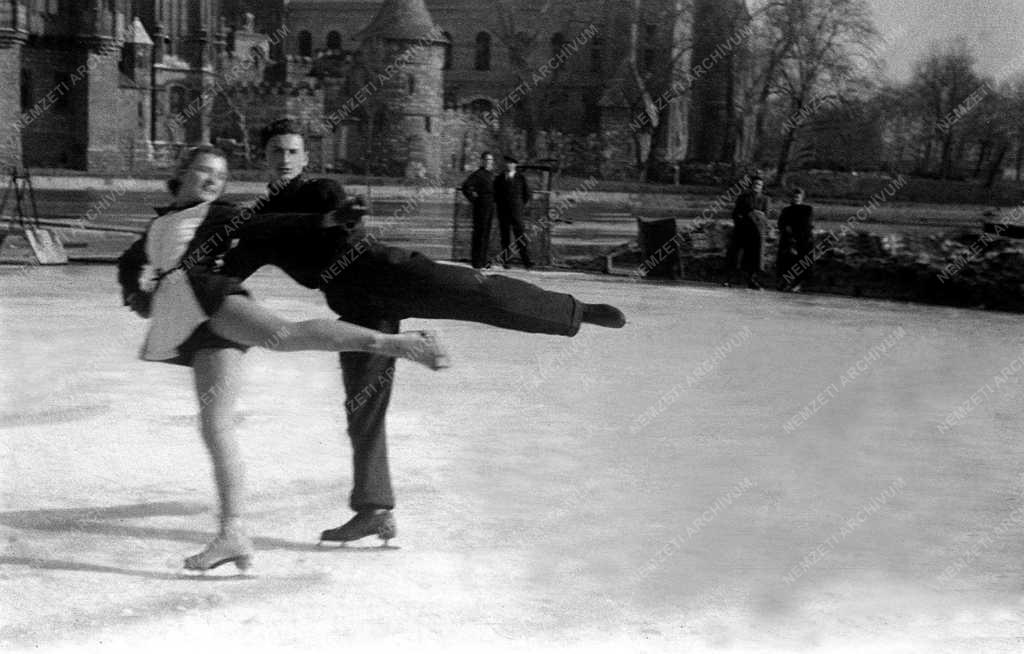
[123,17,154,166]
[688,0,749,163]
[0,0,28,168]
[356,0,447,178]
[77,0,131,172]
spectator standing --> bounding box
[776,187,814,292]
[461,151,496,268]
[725,176,770,289]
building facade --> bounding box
[0,0,748,176]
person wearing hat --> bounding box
[460,151,496,268]
[493,155,534,269]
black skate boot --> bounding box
[319,509,396,546]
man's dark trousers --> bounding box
[222,175,583,512]
[338,313,400,511]
[325,245,583,510]
[462,167,495,268]
[470,200,494,268]
[494,173,533,266]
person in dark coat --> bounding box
[219,118,627,546]
[725,176,771,289]
[776,187,814,291]
[492,155,533,269]
[460,151,496,268]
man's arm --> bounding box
[461,171,478,202]
[492,174,503,203]
[521,175,531,205]
[777,207,791,238]
[219,177,352,281]
[731,194,746,221]
[219,238,271,282]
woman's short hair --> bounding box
[167,145,228,196]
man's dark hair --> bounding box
[260,117,306,148]
[167,145,228,196]
[751,175,764,184]
[480,150,492,159]
[790,186,805,196]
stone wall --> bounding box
[0,40,23,169]
[20,44,86,169]
[211,82,324,166]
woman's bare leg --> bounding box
[184,346,253,571]
[206,296,448,368]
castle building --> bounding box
[0,0,747,177]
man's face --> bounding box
[505,162,517,175]
[176,153,228,204]
[481,154,494,171]
[752,180,764,194]
[791,192,804,204]
[265,133,309,183]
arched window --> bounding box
[474,32,490,71]
[590,36,603,73]
[298,30,312,57]
[442,31,453,70]
[468,98,494,114]
[326,30,341,50]
[168,85,187,128]
[550,32,566,58]
[20,69,31,111]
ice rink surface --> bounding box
[2,264,1023,653]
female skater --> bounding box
[117,146,447,571]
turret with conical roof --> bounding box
[356,0,449,45]
[358,0,447,178]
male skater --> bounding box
[221,118,626,544]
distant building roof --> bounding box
[355,0,448,43]
[126,16,153,46]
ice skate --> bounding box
[184,528,254,572]
[379,331,450,370]
[319,510,396,546]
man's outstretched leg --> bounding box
[320,313,400,546]
[332,247,626,335]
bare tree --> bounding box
[490,0,580,157]
[771,0,877,184]
[622,0,695,178]
[735,0,793,163]
[1000,74,1024,182]
[906,38,984,178]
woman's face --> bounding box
[176,153,228,204]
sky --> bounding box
[868,0,1024,82]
